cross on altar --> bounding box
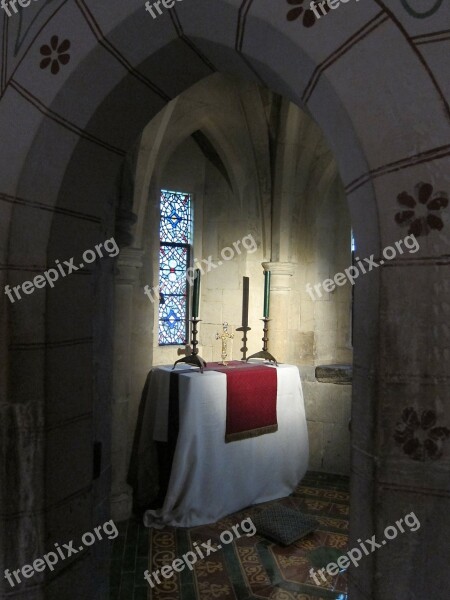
[215,322,234,366]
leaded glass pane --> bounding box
[158,190,192,346]
[160,190,192,243]
[159,296,187,346]
[159,245,188,296]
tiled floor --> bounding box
[111,471,349,600]
[110,518,150,600]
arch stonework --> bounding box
[1,1,449,599]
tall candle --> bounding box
[242,277,249,327]
[192,269,200,318]
[263,271,271,318]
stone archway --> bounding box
[1,2,449,599]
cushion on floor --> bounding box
[253,504,319,545]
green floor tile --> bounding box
[119,572,135,600]
[134,586,149,600]
[122,544,137,573]
[137,526,150,557]
[110,559,122,587]
[134,557,149,587]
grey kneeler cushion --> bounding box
[253,505,319,546]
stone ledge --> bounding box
[315,364,352,384]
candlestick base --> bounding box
[246,317,278,365]
[173,317,207,373]
[246,349,278,366]
[173,354,207,373]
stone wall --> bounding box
[300,366,352,475]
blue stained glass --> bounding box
[159,245,188,296]
[158,190,192,345]
[160,190,192,243]
[158,296,187,346]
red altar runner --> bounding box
[207,362,278,443]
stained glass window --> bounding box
[158,190,192,346]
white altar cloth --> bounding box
[143,363,308,528]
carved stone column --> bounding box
[111,247,144,521]
[262,262,296,363]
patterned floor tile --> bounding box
[110,472,349,600]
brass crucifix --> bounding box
[215,322,234,366]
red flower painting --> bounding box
[286,0,329,28]
[394,407,450,462]
[395,182,448,237]
[40,36,71,75]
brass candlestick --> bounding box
[173,317,207,373]
[246,317,278,365]
[236,325,251,360]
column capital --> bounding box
[262,262,296,292]
[118,246,144,267]
[116,247,144,284]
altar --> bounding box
[136,362,309,528]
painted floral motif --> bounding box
[196,561,224,576]
[153,531,175,547]
[395,182,448,236]
[327,533,348,549]
[298,486,320,496]
[277,554,310,568]
[157,578,178,593]
[286,0,329,28]
[237,546,259,563]
[40,35,71,74]
[198,582,232,599]
[296,537,318,550]
[335,504,349,516]
[394,407,450,461]
[242,565,269,584]
[304,499,329,511]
